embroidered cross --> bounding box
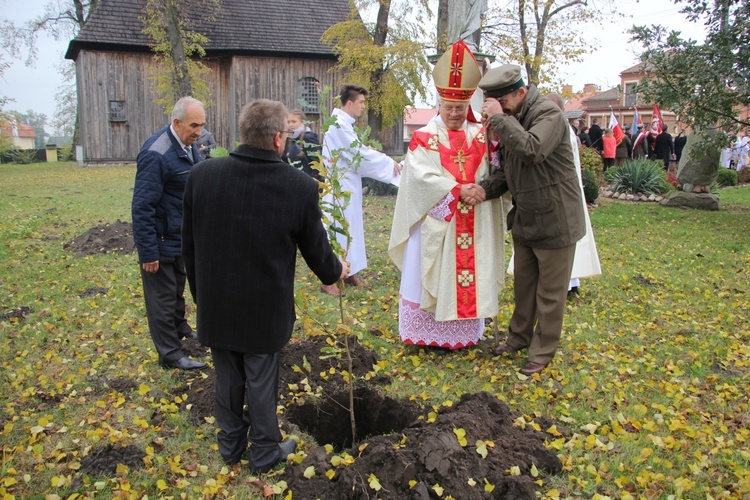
[458,201,472,214]
[451,150,467,180]
[427,135,440,151]
[457,232,473,250]
[457,270,475,287]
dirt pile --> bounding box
[80,444,146,476]
[282,391,562,500]
[171,337,565,498]
[64,220,135,257]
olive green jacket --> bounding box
[480,85,585,249]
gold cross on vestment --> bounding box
[451,149,467,181]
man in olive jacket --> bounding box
[474,64,585,376]
[182,99,349,472]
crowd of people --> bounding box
[130,41,610,473]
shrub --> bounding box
[581,168,599,204]
[210,147,229,158]
[578,145,603,181]
[605,158,666,195]
[362,177,398,196]
[717,168,738,187]
[9,148,37,164]
[739,168,750,184]
[666,171,679,189]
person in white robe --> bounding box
[321,84,402,295]
[389,41,506,350]
[735,134,748,171]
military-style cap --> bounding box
[479,64,525,98]
[433,40,482,102]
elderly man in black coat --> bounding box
[182,99,349,473]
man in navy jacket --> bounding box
[132,96,206,371]
[183,99,349,472]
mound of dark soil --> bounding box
[79,287,109,298]
[1,306,32,322]
[80,444,146,477]
[279,336,382,391]
[181,336,209,360]
[174,336,381,425]
[283,392,563,500]
[64,220,135,257]
[173,338,565,498]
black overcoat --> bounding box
[182,145,341,353]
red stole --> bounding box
[437,129,486,318]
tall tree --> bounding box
[482,0,601,87]
[631,0,749,146]
[0,0,99,145]
[321,0,432,143]
[140,0,220,108]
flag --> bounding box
[632,130,649,157]
[650,105,663,137]
[609,110,624,146]
[632,106,643,134]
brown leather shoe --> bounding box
[320,284,341,296]
[519,362,547,376]
[343,275,370,288]
[492,343,523,356]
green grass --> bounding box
[1,162,749,498]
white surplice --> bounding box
[322,108,400,275]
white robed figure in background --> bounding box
[389,41,505,350]
[321,84,402,295]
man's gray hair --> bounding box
[171,96,204,121]
[238,99,288,149]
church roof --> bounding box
[66,0,351,60]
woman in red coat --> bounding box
[601,128,616,171]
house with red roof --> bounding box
[0,122,37,150]
[403,107,437,142]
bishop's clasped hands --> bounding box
[459,97,506,206]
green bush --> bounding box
[9,148,37,164]
[605,158,667,195]
[739,168,750,184]
[717,168,738,187]
[362,177,398,196]
[578,145,603,181]
[581,168,599,204]
[210,146,229,158]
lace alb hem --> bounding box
[399,296,483,349]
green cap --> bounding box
[479,64,525,98]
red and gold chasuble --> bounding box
[410,128,487,318]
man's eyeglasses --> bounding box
[497,91,516,104]
[279,129,295,135]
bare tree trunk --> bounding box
[368,0,391,143]
[165,0,192,100]
[437,0,448,52]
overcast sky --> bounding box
[0,0,706,132]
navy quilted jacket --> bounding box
[132,126,197,263]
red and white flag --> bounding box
[632,130,649,157]
[609,110,625,146]
[650,105,663,137]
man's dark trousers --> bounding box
[212,348,283,468]
[140,255,193,363]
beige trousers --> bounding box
[506,242,576,364]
